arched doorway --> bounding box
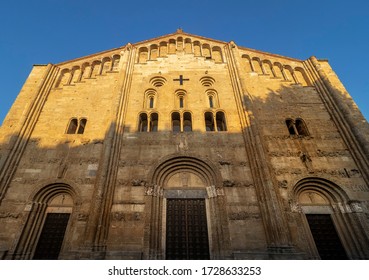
[144,155,231,260]
[292,177,368,259]
[11,183,78,259]
[32,193,73,259]
[164,171,210,260]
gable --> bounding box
[134,30,227,64]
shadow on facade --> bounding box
[0,82,369,260]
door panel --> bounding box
[33,213,70,260]
[166,199,210,259]
[306,214,348,260]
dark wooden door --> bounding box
[306,214,348,259]
[166,199,210,259]
[33,213,70,260]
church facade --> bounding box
[1,30,369,260]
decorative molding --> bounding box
[111,211,142,222]
[0,212,20,219]
[229,211,260,220]
[131,179,146,186]
[145,184,162,197]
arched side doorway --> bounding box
[291,177,369,259]
[11,183,78,260]
[143,155,231,260]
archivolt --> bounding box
[30,182,79,205]
[292,177,349,204]
[148,155,221,187]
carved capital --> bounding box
[131,179,146,186]
[145,184,162,197]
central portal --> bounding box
[166,198,210,260]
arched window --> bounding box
[150,113,159,132]
[66,118,78,134]
[273,63,283,78]
[286,118,309,136]
[149,97,154,109]
[209,96,214,108]
[242,55,254,73]
[71,66,82,83]
[216,112,227,131]
[296,118,309,136]
[294,68,311,86]
[202,44,211,59]
[91,61,102,76]
[184,38,192,54]
[77,118,87,134]
[145,89,157,109]
[111,55,120,71]
[205,112,215,131]
[177,37,183,51]
[193,41,201,56]
[172,112,181,133]
[168,39,176,54]
[138,47,148,63]
[101,57,111,74]
[139,113,148,132]
[286,119,296,135]
[159,42,168,57]
[175,90,186,109]
[252,58,263,74]
[150,45,159,60]
[212,46,223,63]
[183,112,192,132]
[55,69,71,88]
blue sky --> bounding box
[1,0,368,125]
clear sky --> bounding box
[0,0,368,125]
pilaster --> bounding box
[224,42,298,256]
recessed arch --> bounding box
[144,154,229,260]
[292,177,349,205]
[148,155,221,188]
[12,183,79,259]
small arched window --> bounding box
[296,119,309,136]
[149,97,154,109]
[150,113,159,132]
[183,112,192,132]
[216,112,227,131]
[286,118,309,136]
[209,96,214,108]
[286,119,296,135]
[66,118,78,134]
[205,112,215,131]
[172,112,181,133]
[77,118,87,134]
[139,113,148,132]
[66,118,87,134]
[179,96,184,108]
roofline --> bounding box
[54,29,309,66]
[236,45,303,62]
[56,45,126,66]
[132,29,228,47]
